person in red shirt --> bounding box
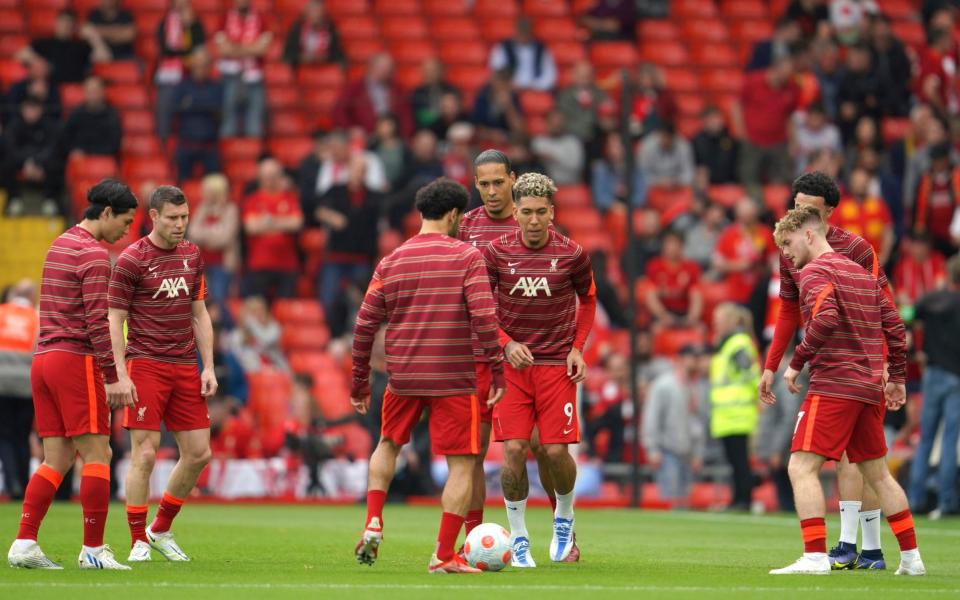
[766,205,924,576]
[242,158,304,301]
[644,229,703,329]
[108,186,217,563]
[915,28,958,118]
[714,197,776,304]
[830,167,894,266]
[214,0,271,137]
[484,173,596,566]
[913,142,960,256]
[8,179,137,571]
[894,231,946,309]
[351,178,505,573]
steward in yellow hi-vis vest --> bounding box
[710,329,761,438]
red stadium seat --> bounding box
[303,88,340,126]
[67,155,118,184]
[0,10,25,33]
[281,324,331,352]
[556,205,602,232]
[700,69,743,94]
[266,86,301,110]
[699,280,733,322]
[372,0,420,15]
[680,20,729,43]
[708,184,746,208]
[880,0,917,20]
[549,41,587,66]
[264,63,294,87]
[325,0,368,16]
[891,20,924,48]
[180,179,203,205]
[729,20,774,46]
[27,9,59,37]
[288,351,337,374]
[297,64,345,89]
[381,16,429,40]
[60,83,85,113]
[221,137,264,162]
[523,0,568,17]
[675,93,707,119]
[474,0,518,18]
[590,42,638,69]
[637,20,678,41]
[343,39,384,63]
[122,134,163,158]
[135,36,159,64]
[0,59,26,87]
[555,184,592,209]
[328,423,372,459]
[247,369,292,433]
[390,40,435,65]
[639,41,688,67]
[431,17,480,41]
[446,66,491,96]
[646,185,693,213]
[519,90,554,117]
[690,43,739,68]
[653,328,705,357]
[720,0,767,20]
[0,34,27,58]
[763,184,791,217]
[123,157,172,183]
[106,84,149,110]
[273,299,326,326]
[478,17,517,43]
[276,0,308,14]
[120,110,155,135]
[662,68,700,93]
[270,110,308,137]
[133,11,164,37]
[268,136,313,168]
[94,61,142,84]
[533,17,583,43]
[671,0,717,18]
[225,159,259,190]
[336,16,378,40]
[23,0,68,8]
[423,0,469,16]
[576,231,613,253]
[676,116,701,140]
[438,40,488,66]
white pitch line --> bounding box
[657,512,960,536]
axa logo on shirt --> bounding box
[510,277,552,297]
[152,277,189,299]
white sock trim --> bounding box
[839,500,862,545]
[860,508,882,551]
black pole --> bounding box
[620,67,642,509]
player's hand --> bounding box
[783,367,801,395]
[504,341,534,370]
[759,368,777,405]
[105,375,136,409]
[884,382,906,411]
[351,393,371,415]
[200,368,218,397]
[566,348,587,383]
[487,385,505,409]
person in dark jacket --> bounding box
[282,0,344,68]
[172,48,223,181]
[2,96,63,210]
[60,75,122,157]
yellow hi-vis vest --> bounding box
[709,331,760,438]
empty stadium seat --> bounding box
[390,40,435,65]
[690,43,740,68]
[120,110,155,135]
[268,136,313,168]
[729,20,774,46]
[708,184,746,208]
[27,9,59,37]
[637,20,678,41]
[639,41,688,67]
[662,68,700,94]
[523,0,568,17]
[60,83,85,113]
[555,184,592,209]
[519,90,554,117]
[478,17,517,43]
[681,20,729,43]
[224,159,259,189]
[438,40,488,66]
[336,16,378,39]
[549,41,587,66]
[288,351,337,375]
[221,137,264,163]
[763,184,791,217]
[590,42,638,69]
[106,84,150,110]
[264,63,294,87]
[646,185,693,213]
[94,61,142,84]
[281,324,331,352]
[266,86,301,110]
[297,64,345,88]
[382,16,430,40]
[474,0,518,18]
[533,17,583,42]
[880,0,917,20]
[422,0,468,15]
[273,298,326,326]
[700,69,743,94]
[720,0,767,19]
[67,155,118,184]
[653,327,705,357]
[325,0,369,16]
[0,59,26,87]
[0,10,25,33]
[372,0,421,15]
[122,134,163,158]
[882,117,911,145]
[123,157,172,182]
[431,17,480,40]
[269,110,308,137]
[891,20,924,48]
[675,93,706,119]
[343,39,385,63]
[671,0,717,18]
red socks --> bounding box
[80,463,110,548]
[365,489,386,530]
[127,504,148,545]
[800,517,827,553]
[436,512,465,561]
[464,509,484,536]
[16,464,62,540]
[887,509,918,551]
[150,492,185,534]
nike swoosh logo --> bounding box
[508,261,521,267]
[562,428,574,435]
[148,266,159,272]
[469,234,482,239]
[508,506,518,511]
[865,517,877,522]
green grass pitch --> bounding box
[0,503,957,599]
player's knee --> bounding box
[133,444,158,470]
[503,439,529,463]
[544,444,568,463]
[787,456,814,482]
[187,446,212,469]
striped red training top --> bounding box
[790,252,907,405]
[35,225,118,383]
[108,236,207,364]
[458,206,519,361]
[779,225,888,301]
[351,232,504,398]
[484,229,596,365]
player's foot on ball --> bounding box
[769,554,831,574]
[895,555,926,576]
[355,528,382,566]
[549,517,575,562]
[854,552,885,570]
[563,532,580,562]
[146,526,190,561]
[8,540,62,569]
[456,544,466,561]
[427,553,481,574]
[78,545,131,570]
[827,543,858,570]
[127,540,152,562]
[510,535,536,568]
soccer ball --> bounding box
[463,522,512,571]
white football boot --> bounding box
[895,554,926,576]
[769,554,831,574]
[127,540,152,562]
[549,517,575,562]
[510,535,536,568]
[8,540,62,569]
[146,526,190,561]
[78,545,132,570]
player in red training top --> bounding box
[766,205,924,576]
[108,186,217,564]
[483,172,596,566]
[759,171,896,570]
[8,179,138,571]
[351,178,505,574]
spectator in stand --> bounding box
[188,173,239,312]
[908,255,960,518]
[228,295,289,373]
[792,102,841,175]
[643,229,704,331]
[440,122,474,187]
[215,0,272,138]
[836,42,882,142]
[591,250,629,329]
[16,9,110,84]
[155,0,206,144]
[714,197,776,304]
[622,207,662,279]
[586,353,628,463]
[783,0,831,39]
[643,345,706,506]
[297,129,326,219]
[2,96,63,216]
[383,129,443,229]
[314,152,381,316]
[555,60,608,143]
[580,0,637,41]
[410,57,459,134]
[811,37,844,120]
[312,129,388,198]
[734,55,798,195]
[60,75,121,158]
[747,17,803,72]
[488,16,557,91]
[868,14,912,117]
[639,122,695,188]
[428,91,470,141]
[591,132,644,211]
[693,105,740,189]
[471,68,524,143]
[242,157,304,300]
[531,110,585,186]
[684,202,728,270]
[914,142,960,256]
[894,231,946,309]
[829,0,876,46]
[504,136,546,177]
[902,110,951,215]
[85,0,135,61]
[282,0,344,69]
[4,56,61,125]
[370,114,412,192]
[843,115,884,178]
[830,166,895,264]
[333,53,413,138]
[172,48,223,181]
[916,27,959,119]
[629,63,676,139]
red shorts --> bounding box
[476,362,493,424]
[791,394,887,463]
[380,389,480,456]
[123,358,210,432]
[32,351,109,438]
[494,364,579,444]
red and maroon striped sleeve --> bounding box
[790,264,838,372]
[570,245,596,350]
[462,248,504,385]
[108,248,141,313]
[880,288,907,383]
[78,247,118,383]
